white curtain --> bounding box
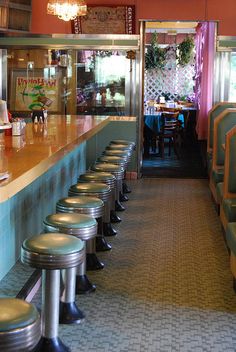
[213,51,231,104]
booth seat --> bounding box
[209,108,236,206]
[220,126,236,230]
[207,102,236,174]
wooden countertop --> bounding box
[0,115,110,202]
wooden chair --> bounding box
[158,111,181,158]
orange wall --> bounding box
[31,0,236,36]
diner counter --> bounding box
[0,114,110,203]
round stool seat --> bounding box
[92,163,124,180]
[44,213,97,240]
[57,196,104,218]
[0,298,40,352]
[21,233,85,269]
[103,149,132,162]
[97,155,128,168]
[79,172,116,188]
[69,182,111,202]
[110,139,135,148]
[106,144,133,152]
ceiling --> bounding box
[146,21,198,34]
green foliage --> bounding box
[145,32,167,70]
[177,36,194,66]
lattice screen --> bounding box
[144,46,195,102]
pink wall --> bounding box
[31,0,236,36]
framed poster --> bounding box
[72,5,135,34]
[10,69,60,112]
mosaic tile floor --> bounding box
[1,178,236,351]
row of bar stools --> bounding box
[78,171,121,224]
[0,298,41,352]
[68,182,116,237]
[21,232,84,352]
[43,213,97,295]
[56,195,109,267]
[91,163,125,212]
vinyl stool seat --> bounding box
[21,233,84,352]
[68,182,116,237]
[0,298,41,352]
[110,139,135,149]
[43,214,97,295]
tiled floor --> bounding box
[1,178,236,351]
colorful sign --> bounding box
[15,77,59,111]
[72,5,135,34]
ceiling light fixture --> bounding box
[47,0,87,22]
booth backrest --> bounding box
[208,102,236,152]
[224,126,236,195]
[213,109,236,168]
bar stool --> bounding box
[43,214,97,295]
[79,171,121,223]
[0,298,41,352]
[56,196,110,262]
[106,144,133,153]
[103,149,133,194]
[91,162,125,212]
[110,139,136,150]
[97,155,129,202]
[21,233,84,352]
[68,182,116,237]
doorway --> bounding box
[139,21,215,178]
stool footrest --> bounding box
[103,223,117,237]
[36,336,70,352]
[123,182,131,193]
[96,236,112,252]
[76,274,96,295]
[86,253,104,271]
[115,200,126,211]
[59,302,85,325]
[110,210,122,223]
[119,192,129,202]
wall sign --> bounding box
[72,5,135,34]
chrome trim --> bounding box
[56,205,104,218]
[44,223,98,241]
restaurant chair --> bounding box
[158,111,181,158]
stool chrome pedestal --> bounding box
[56,196,106,268]
[21,233,84,351]
[43,214,97,295]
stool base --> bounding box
[86,253,104,271]
[76,274,96,294]
[115,200,125,212]
[59,302,85,324]
[110,210,122,223]
[123,182,131,194]
[103,222,117,236]
[96,236,112,252]
[119,192,129,202]
[36,337,70,352]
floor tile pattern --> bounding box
[1,178,236,351]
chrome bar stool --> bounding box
[103,149,133,194]
[97,155,129,202]
[21,233,84,352]
[91,162,125,212]
[0,298,41,352]
[43,214,97,295]
[68,182,116,237]
[79,171,121,224]
[109,139,136,150]
[56,196,108,266]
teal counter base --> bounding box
[0,142,86,281]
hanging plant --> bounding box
[145,32,167,70]
[177,36,194,66]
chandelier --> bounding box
[47,0,87,21]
